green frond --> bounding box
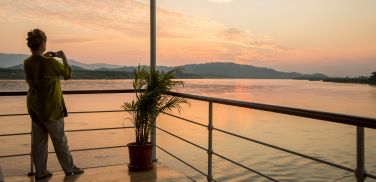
[122,65,188,145]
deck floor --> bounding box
[0,165,3,182]
[5,163,193,182]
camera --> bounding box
[50,51,60,57]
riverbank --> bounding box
[2,68,375,86]
[0,69,200,79]
[0,68,320,80]
[323,77,376,85]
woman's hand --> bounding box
[45,50,68,65]
[57,51,67,61]
[44,51,54,57]
[57,51,68,65]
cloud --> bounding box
[0,0,282,64]
[49,38,95,44]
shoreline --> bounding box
[1,69,375,85]
[323,78,376,85]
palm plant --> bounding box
[122,66,188,145]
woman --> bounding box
[24,29,84,180]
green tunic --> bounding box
[24,55,72,123]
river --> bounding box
[0,79,375,181]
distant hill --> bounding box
[7,64,24,69]
[8,64,91,71]
[70,65,87,71]
[176,62,327,79]
[68,61,122,70]
[0,53,29,68]
[0,52,328,79]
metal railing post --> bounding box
[28,123,35,176]
[207,102,213,181]
[152,118,157,162]
[355,126,366,182]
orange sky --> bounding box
[0,0,375,76]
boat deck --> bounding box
[0,165,3,182]
[4,163,193,182]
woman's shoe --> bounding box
[35,170,53,180]
[65,167,84,176]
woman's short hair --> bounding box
[27,29,47,51]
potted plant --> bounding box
[122,66,188,171]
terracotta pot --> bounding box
[127,142,154,172]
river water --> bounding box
[0,79,375,181]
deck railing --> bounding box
[0,90,136,177]
[0,89,376,182]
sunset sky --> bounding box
[0,0,375,76]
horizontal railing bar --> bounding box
[0,91,27,96]
[0,126,132,138]
[161,112,207,128]
[0,89,139,96]
[212,151,279,182]
[0,109,128,118]
[156,145,207,177]
[69,110,125,114]
[2,90,375,128]
[0,132,30,137]
[66,126,134,133]
[156,127,207,151]
[166,92,376,129]
[63,89,139,95]
[213,127,354,173]
[367,173,376,179]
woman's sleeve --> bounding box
[23,60,32,85]
[51,58,72,80]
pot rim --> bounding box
[127,142,153,147]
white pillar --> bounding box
[150,0,157,162]
[150,0,156,70]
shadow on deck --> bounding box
[0,165,3,182]
[4,163,193,182]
